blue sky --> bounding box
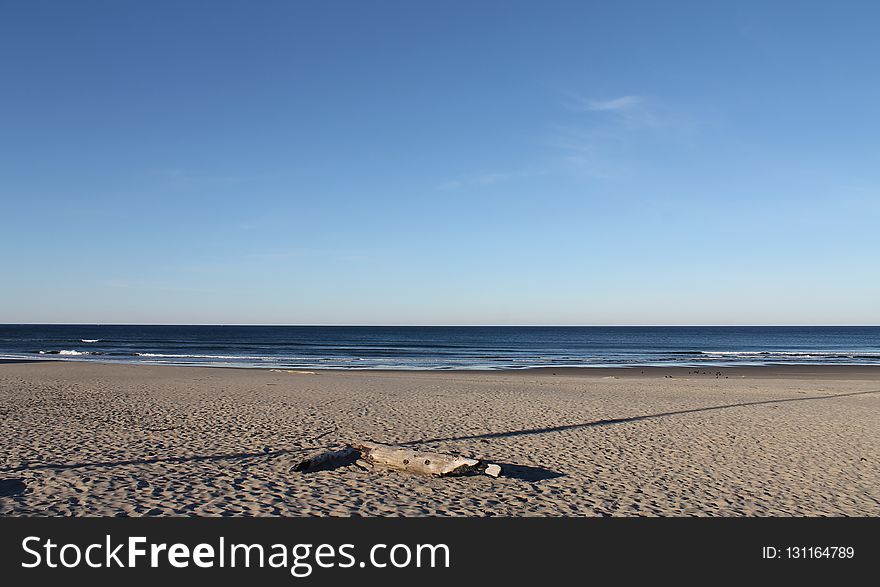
[2,0,878,325]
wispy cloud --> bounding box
[547,91,702,179]
[438,92,702,188]
[583,95,642,112]
[561,91,643,113]
[544,126,629,179]
[436,170,540,191]
[547,92,650,178]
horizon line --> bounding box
[2,323,879,328]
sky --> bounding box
[1,0,879,325]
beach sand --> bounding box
[1,361,878,516]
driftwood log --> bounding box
[352,441,501,478]
[293,441,501,478]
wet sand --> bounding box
[1,362,878,516]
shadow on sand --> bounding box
[0,478,27,497]
[405,389,880,445]
[0,448,312,474]
[4,390,876,483]
[493,463,564,482]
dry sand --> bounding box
[1,361,878,516]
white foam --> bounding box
[701,350,880,358]
[135,352,276,360]
[81,339,101,343]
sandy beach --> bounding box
[1,361,878,516]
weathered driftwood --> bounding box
[292,442,501,478]
[291,447,357,472]
[351,441,501,478]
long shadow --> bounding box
[404,389,880,445]
[296,450,359,473]
[0,478,27,497]
[493,463,564,482]
[6,390,877,480]
[0,448,310,474]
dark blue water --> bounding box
[1,325,879,370]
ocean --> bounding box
[1,325,878,370]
